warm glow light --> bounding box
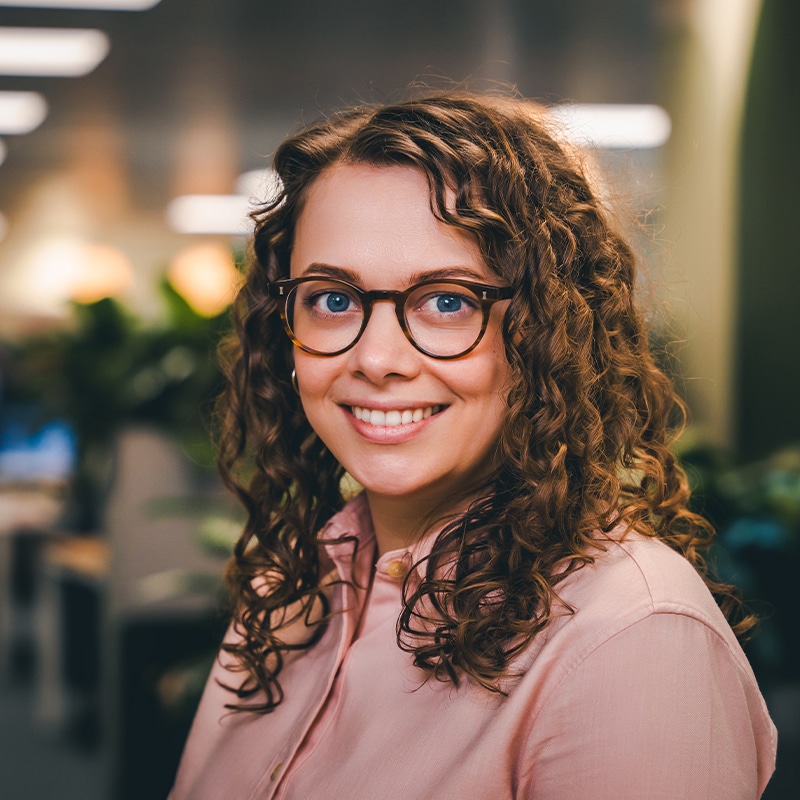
[166,194,253,236]
[0,92,48,134]
[70,243,134,303]
[0,1,160,8]
[0,212,8,243]
[0,28,110,77]
[9,237,133,308]
[548,104,672,149]
[168,243,239,317]
[11,237,87,308]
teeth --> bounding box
[352,405,440,427]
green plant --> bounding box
[9,278,231,527]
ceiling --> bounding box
[0,0,668,323]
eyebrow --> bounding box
[298,263,360,281]
[298,262,491,284]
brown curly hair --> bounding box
[216,91,752,712]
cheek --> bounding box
[293,354,341,423]
[447,350,510,424]
[294,352,329,390]
[480,330,511,397]
[477,353,511,454]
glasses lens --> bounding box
[404,283,484,357]
[287,280,364,353]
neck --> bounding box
[364,489,472,555]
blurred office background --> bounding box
[0,0,797,797]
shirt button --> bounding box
[270,762,284,781]
[386,559,409,579]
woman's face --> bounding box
[290,163,510,511]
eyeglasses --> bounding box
[267,277,513,359]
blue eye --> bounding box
[325,293,351,312]
[435,294,463,313]
[411,286,480,321]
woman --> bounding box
[170,92,777,799]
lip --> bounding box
[340,403,446,443]
[342,399,446,412]
[351,403,442,425]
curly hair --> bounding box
[216,91,753,711]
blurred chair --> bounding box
[34,534,107,730]
[0,482,68,680]
[30,426,229,798]
[102,426,227,799]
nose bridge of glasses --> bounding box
[363,289,401,300]
[359,288,409,325]
[354,288,405,341]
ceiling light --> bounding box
[0,92,48,134]
[166,194,253,236]
[0,1,160,8]
[548,104,672,150]
[0,28,110,77]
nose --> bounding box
[347,299,420,383]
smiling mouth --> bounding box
[350,405,444,427]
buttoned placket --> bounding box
[255,519,374,799]
[357,549,413,638]
[269,542,416,799]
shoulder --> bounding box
[527,531,755,684]
[557,531,733,635]
[515,534,778,798]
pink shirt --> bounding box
[171,494,777,799]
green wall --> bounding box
[738,0,800,459]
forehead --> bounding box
[290,163,490,285]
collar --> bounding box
[321,492,459,591]
[318,492,376,584]
[319,492,450,587]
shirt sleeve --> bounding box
[522,611,777,800]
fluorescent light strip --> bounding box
[167,195,254,236]
[236,168,283,203]
[0,28,110,77]
[0,1,160,9]
[0,92,48,134]
[549,104,672,150]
